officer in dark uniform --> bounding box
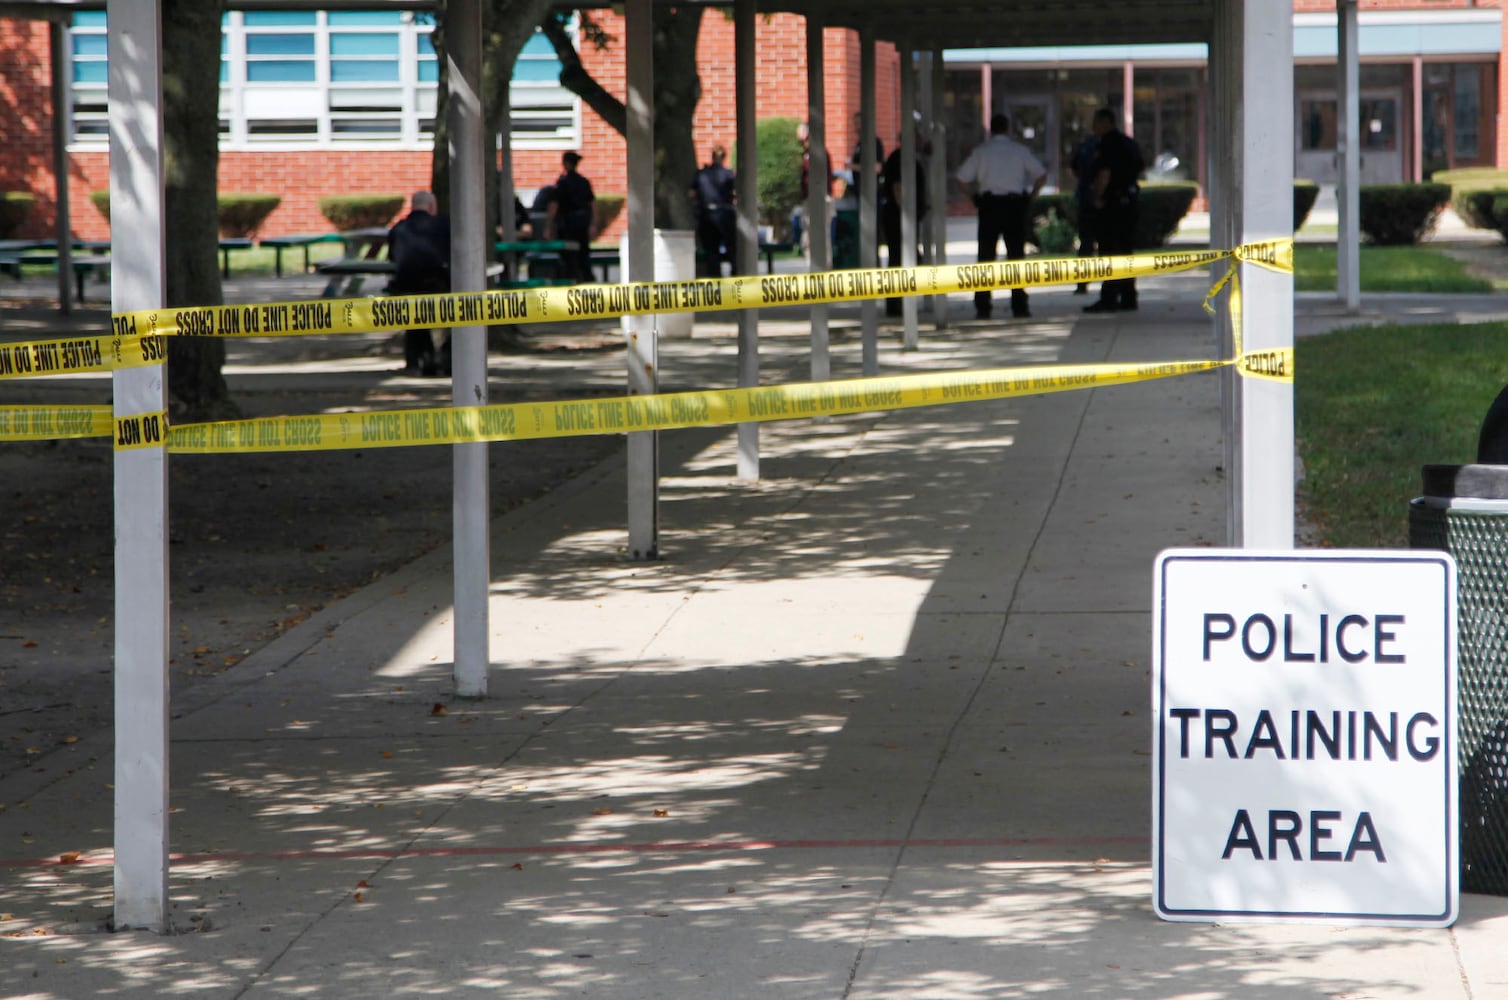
[881,141,929,316]
[387,190,450,376]
[691,144,737,277]
[1083,108,1146,313]
[547,151,596,282]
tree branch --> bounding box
[541,14,626,137]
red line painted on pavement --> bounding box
[0,835,1146,870]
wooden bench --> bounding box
[259,232,345,277]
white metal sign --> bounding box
[1152,549,1457,926]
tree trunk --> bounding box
[542,8,704,231]
[162,0,236,422]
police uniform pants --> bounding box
[976,193,1030,316]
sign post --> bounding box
[1153,549,1458,926]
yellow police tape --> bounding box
[0,405,113,442]
[168,359,1228,454]
[0,240,1294,449]
[96,241,1283,344]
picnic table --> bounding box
[259,232,344,277]
[218,237,255,279]
[494,238,578,282]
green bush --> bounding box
[0,192,35,239]
[1434,167,1508,231]
[1133,181,1198,249]
[217,193,281,238]
[1030,193,1078,252]
[317,193,405,231]
[751,116,804,240]
[593,193,625,234]
[1294,180,1319,231]
[89,189,111,223]
[1358,183,1449,245]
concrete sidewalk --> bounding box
[4,272,1508,998]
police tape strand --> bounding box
[0,241,1290,382]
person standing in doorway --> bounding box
[1083,107,1145,313]
[690,144,737,277]
[547,150,596,282]
[955,113,1046,320]
[387,190,450,376]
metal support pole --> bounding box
[49,20,72,314]
[625,0,659,558]
[859,24,879,376]
[930,45,948,329]
[806,12,830,384]
[734,0,760,479]
[1232,0,1296,547]
[448,0,489,697]
[108,0,169,933]
[1337,0,1360,311]
[900,44,919,350]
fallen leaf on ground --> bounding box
[430,703,448,716]
[58,852,81,865]
[593,807,613,816]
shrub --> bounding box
[218,193,281,238]
[317,193,405,231]
[1133,181,1198,249]
[1434,167,1508,231]
[0,192,35,239]
[89,189,111,223]
[1294,180,1319,231]
[1358,183,1449,245]
[751,116,803,240]
[1029,193,1078,253]
[593,193,625,234]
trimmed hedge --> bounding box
[0,192,35,239]
[317,193,405,231]
[593,193,625,234]
[1433,167,1508,231]
[218,193,281,238]
[89,190,285,238]
[1134,181,1198,249]
[1294,180,1319,231]
[1358,183,1449,245]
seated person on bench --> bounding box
[386,190,450,377]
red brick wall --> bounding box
[0,20,60,240]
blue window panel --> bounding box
[72,12,106,27]
[330,33,399,57]
[247,34,316,56]
[418,61,438,83]
[246,61,317,83]
[243,11,316,27]
[331,62,400,83]
[329,12,403,27]
[513,61,561,84]
[418,34,436,57]
[73,63,107,85]
[73,35,107,57]
[520,33,555,57]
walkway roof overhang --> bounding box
[2,0,1216,51]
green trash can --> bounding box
[832,206,859,269]
[1410,463,1508,895]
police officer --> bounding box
[956,113,1046,320]
[690,144,737,277]
[1083,108,1146,313]
[547,150,596,282]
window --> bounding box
[67,12,577,150]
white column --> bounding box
[625,0,658,558]
[448,0,489,697]
[899,44,919,351]
[1337,0,1360,311]
[735,0,760,479]
[108,0,169,934]
[930,46,948,329]
[859,24,879,377]
[1232,0,1296,548]
[806,13,830,384]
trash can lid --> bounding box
[1421,463,1508,500]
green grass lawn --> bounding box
[1294,245,1491,293]
[1297,321,1508,548]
